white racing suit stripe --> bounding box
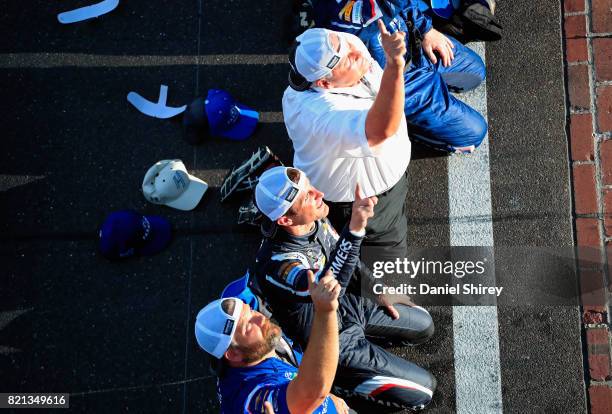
[265,274,310,297]
[353,375,434,398]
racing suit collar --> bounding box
[220,336,299,378]
[274,220,322,246]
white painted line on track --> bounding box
[448,43,503,414]
[0,53,287,68]
[259,112,284,123]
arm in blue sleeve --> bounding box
[405,0,432,36]
[244,382,291,414]
[245,380,339,414]
[321,225,364,294]
[378,0,432,36]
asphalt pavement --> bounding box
[0,1,588,413]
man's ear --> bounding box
[224,347,242,363]
[313,78,332,89]
[276,215,293,227]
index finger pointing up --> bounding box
[354,182,364,201]
[377,19,389,36]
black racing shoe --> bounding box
[237,198,263,227]
[220,146,283,203]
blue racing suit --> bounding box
[313,0,488,152]
[217,336,338,413]
[251,219,437,409]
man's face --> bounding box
[231,304,282,363]
[327,33,371,88]
[286,177,329,226]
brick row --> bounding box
[564,3,612,413]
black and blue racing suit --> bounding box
[252,218,437,410]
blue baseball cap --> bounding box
[221,273,259,311]
[206,89,259,141]
[98,210,172,259]
[183,90,259,142]
[430,0,460,19]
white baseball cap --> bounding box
[142,160,208,211]
[294,28,348,82]
[255,166,307,221]
[194,297,244,359]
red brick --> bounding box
[607,244,612,290]
[576,218,602,246]
[597,86,612,132]
[581,270,608,307]
[568,64,591,109]
[565,15,587,38]
[601,140,612,183]
[565,0,585,13]
[570,113,594,160]
[592,0,612,33]
[594,38,612,81]
[604,190,612,233]
[573,164,598,213]
[566,38,588,62]
[583,308,607,324]
[590,354,611,380]
[576,220,602,272]
[586,328,611,380]
[588,327,611,345]
[589,385,612,414]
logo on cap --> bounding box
[227,106,240,127]
[326,55,340,69]
[119,248,135,258]
[172,171,187,190]
[141,217,151,241]
[285,187,299,202]
[223,319,235,335]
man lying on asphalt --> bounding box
[250,166,437,410]
[195,269,350,413]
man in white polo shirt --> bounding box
[282,21,410,262]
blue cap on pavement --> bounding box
[99,210,172,259]
[183,90,259,142]
[206,89,259,141]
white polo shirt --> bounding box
[282,32,411,203]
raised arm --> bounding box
[286,270,340,414]
[261,185,376,300]
[365,20,406,146]
[322,183,377,290]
